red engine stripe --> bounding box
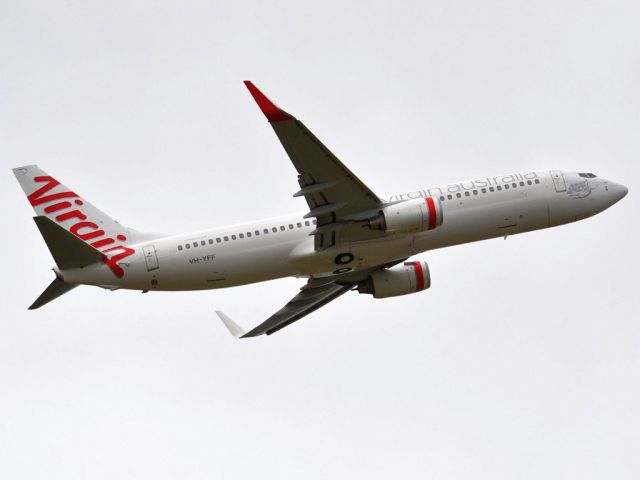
[425,197,437,230]
[413,261,425,291]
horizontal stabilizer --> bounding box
[29,276,77,310]
[33,216,103,270]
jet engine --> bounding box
[358,261,431,298]
[369,197,443,234]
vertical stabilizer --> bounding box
[13,165,162,281]
[12,165,159,247]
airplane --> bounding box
[12,81,628,338]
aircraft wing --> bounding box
[216,260,405,338]
[217,282,353,338]
[244,81,385,249]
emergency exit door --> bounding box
[143,245,159,271]
[549,170,566,192]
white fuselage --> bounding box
[58,170,627,292]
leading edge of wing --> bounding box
[243,81,293,123]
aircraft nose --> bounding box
[609,182,628,203]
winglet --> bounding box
[243,81,292,123]
[216,310,247,338]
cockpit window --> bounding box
[578,172,597,178]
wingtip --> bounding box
[215,310,246,339]
[243,81,292,123]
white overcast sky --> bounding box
[1,1,639,479]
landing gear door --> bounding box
[143,245,159,271]
[549,170,567,192]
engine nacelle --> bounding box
[369,197,443,234]
[358,261,431,299]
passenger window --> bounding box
[208,239,213,244]
[464,191,470,196]
[216,238,221,243]
[297,222,302,228]
[247,232,252,237]
[304,221,310,226]
[193,242,198,247]
[447,194,453,200]
[534,179,540,184]
[497,186,502,191]
[512,183,517,188]
[473,190,478,195]
[504,184,509,189]
[489,187,495,192]
[289,224,294,229]
[255,230,260,235]
[224,236,229,241]
[239,233,244,239]
[312,219,317,224]
[456,193,461,198]
[178,245,183,251]
[280,226,285,231]
[264,228,269,234]
[272,227,277,233]
[186,244,191,249]
[231,235,237,240]
[482,188,487,193]
[527,180,532,185]
[520,182,525,186]
[440,195,445,201]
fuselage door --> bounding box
[549,170,567,192]
[143,245,159,271]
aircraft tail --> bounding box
[12,165,157,247]
[13,165,160,308]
